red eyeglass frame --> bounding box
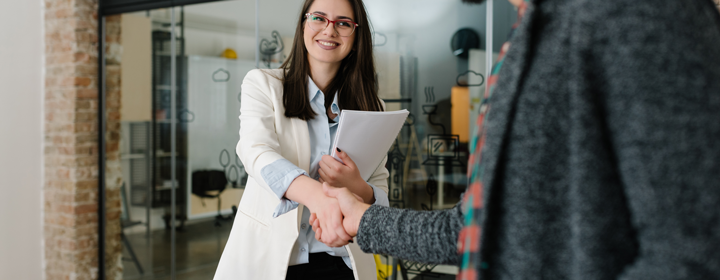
[304,13,359,37]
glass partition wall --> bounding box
[99,0,514,279]
[360,0,516,212]
[101,1,259,279]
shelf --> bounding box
[123,151,179,158]
[155,85,186,90]
[154,52,184,57]
[155,119,189,124]
[156,184,180,191]
[155,151,179,157]
[121,153,147,160]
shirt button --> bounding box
[301,223,307,229]
[300,248,306,252]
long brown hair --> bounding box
[281,0,383,121]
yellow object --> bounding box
[374,254,400,280]
[451,86,470,143]
[221,48,237,59]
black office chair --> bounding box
[191,170,232,227]
[120,183,144,274]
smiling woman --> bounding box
[283,0,383,121]
[213,0,389,279]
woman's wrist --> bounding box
[285,175,325,209]
[359,181,375,204]
[363,182,375,204]
[348,179,374,204]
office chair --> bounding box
[191,170,232,227]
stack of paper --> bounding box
[331,109,410,180]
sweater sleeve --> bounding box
[356,204,463,265]
[585,0,720,278]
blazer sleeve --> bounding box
[356,204,463,265]
[236,69,294,199]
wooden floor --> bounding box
[121,218,232,280]
[120,216,459,280]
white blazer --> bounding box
[214,69,389,280]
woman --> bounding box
[213,0,389,279]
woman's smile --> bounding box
[316,39,340,49]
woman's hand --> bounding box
[318,148,375,204]
[308,194,354,248]
[284,176,352,247]
[310,183,372,245]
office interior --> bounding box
[0,0,523,279]
[4,0,719,279]
[106,1,518,279]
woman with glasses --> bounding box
[214,0,388,279]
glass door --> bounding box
[101,0,516,279]
[101,1,257,279]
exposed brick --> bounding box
[77,88,97,99]
[74,77,92,87]
[44,0,123,278]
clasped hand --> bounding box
[309,149,371,247]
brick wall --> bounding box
[104,14,124,280]
[44,0,122,279]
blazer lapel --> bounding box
[292,117,311,172]
[291,117,311,222]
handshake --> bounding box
[300,149,373,248]
[308,183,371,248]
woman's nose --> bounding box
[322,23,338,37]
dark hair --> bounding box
[281,0,383,121]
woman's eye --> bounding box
[312,16,326,22]
[337,21,351,27]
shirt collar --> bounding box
[308,76,321,101]
[307,76,340,116]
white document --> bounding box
[331,109,410,181]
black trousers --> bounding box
[285,253,355,280]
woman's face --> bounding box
[303,0,356,69]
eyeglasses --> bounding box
[305,13,359,37]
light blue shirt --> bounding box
[259,77,389,268]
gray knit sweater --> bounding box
[357,0,720,279]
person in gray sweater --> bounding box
[312,0,720,278]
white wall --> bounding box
[0,0,44,279]
[121,14,153,121]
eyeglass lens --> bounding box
[307,14,355,37]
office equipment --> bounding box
[331,109,409,181]
[191,170,231,227]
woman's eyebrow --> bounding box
[311,11,353,21]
